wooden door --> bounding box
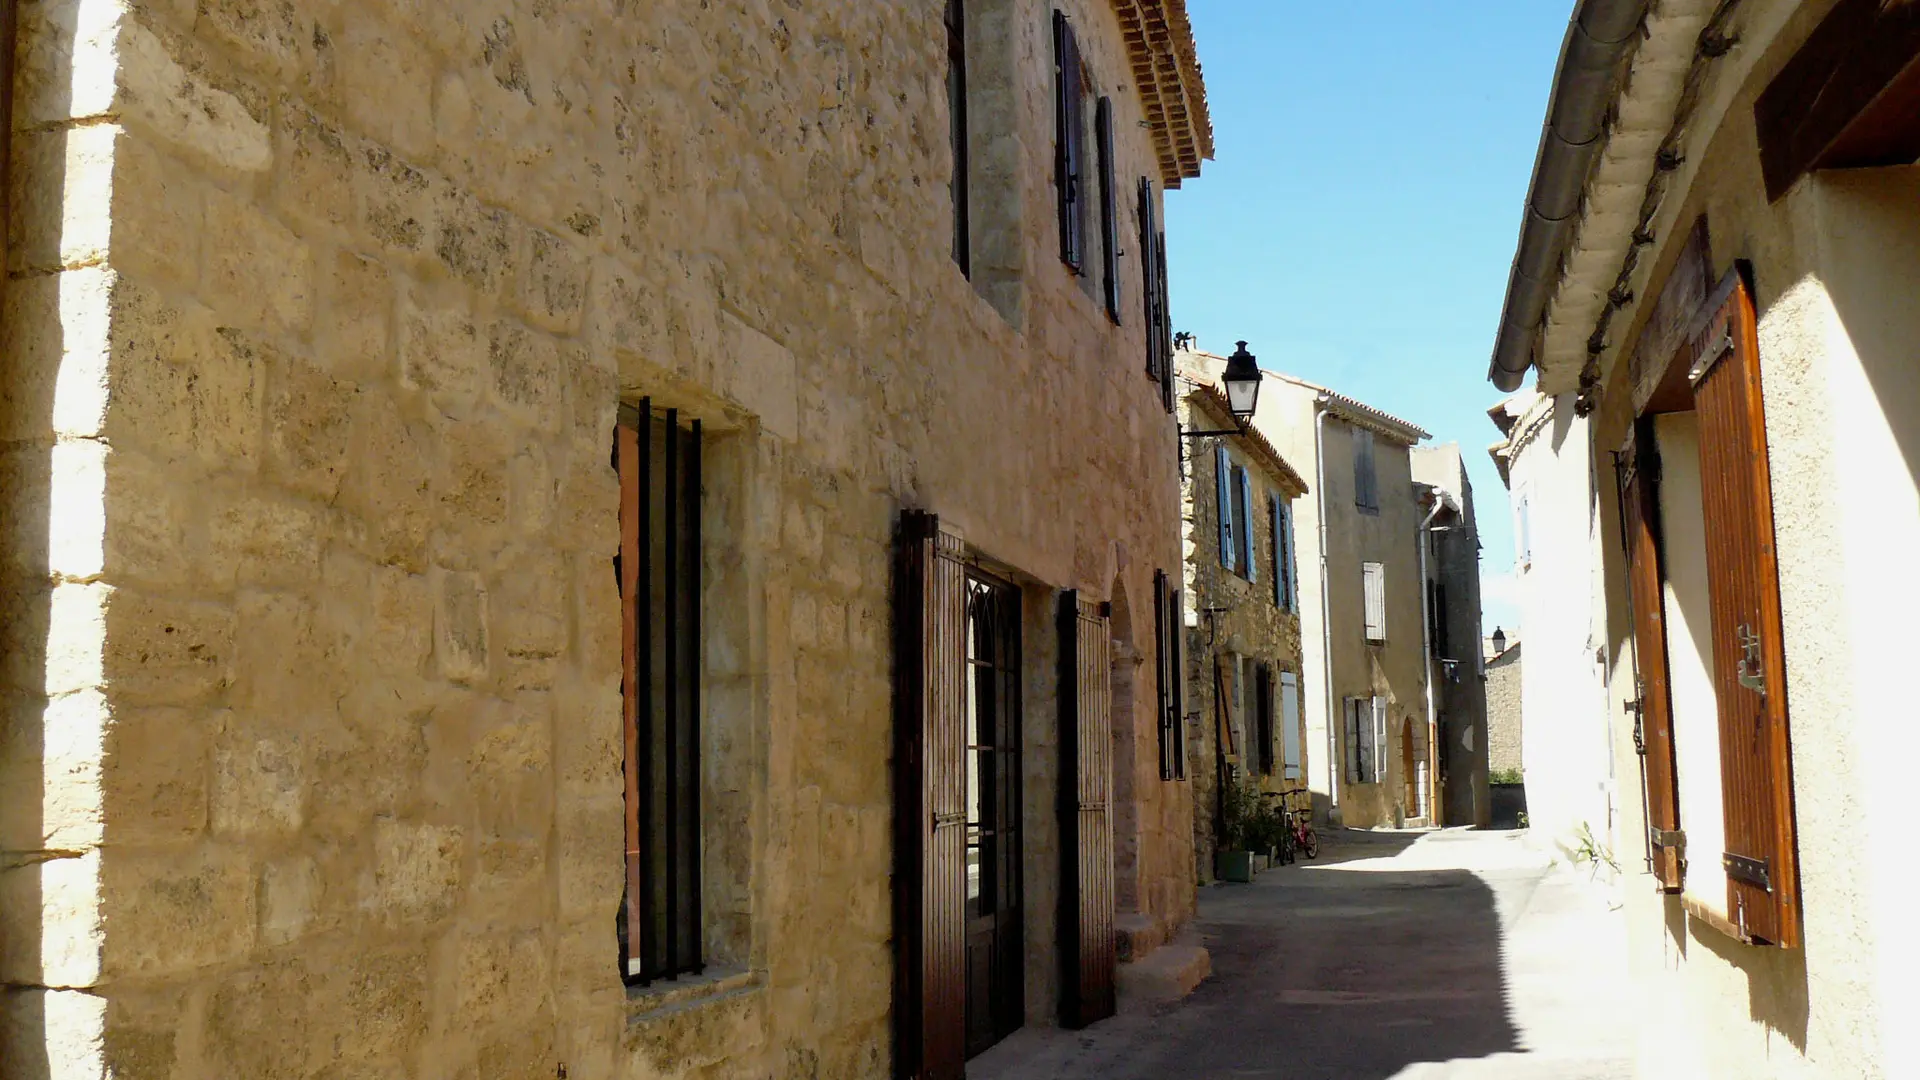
[893,512,969,1079]
[1689,270,1800,947]
[1617,421,1685,891]
[1058,592,1116,1028]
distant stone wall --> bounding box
[1486,650,1523,776]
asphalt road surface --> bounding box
[973,828,1636,1080]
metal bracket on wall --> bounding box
[1649,827,1686,855]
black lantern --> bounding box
[1180,339,1267,439]
[1491,626,1507,656]
[1222,340,1262,423]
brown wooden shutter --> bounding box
[1616,421,1684,892]
[1154,571,1176,781]
[1096,96,1120,322]
[1058,591,1115,1028]
[1053,11,1085,272]
[893,511,969,1078]
[1688,270,1800,948]
[618,420,647,976]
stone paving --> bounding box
[973,828,1636,1080]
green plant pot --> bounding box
[1216,850,1255,883]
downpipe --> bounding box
[1416,499,1445,824]
[1315,404,1340,822]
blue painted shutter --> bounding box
[1215,445,1234,570]
[1270,496,1284,608]
[1283,499,1299,612]
[1238,469,1256,584]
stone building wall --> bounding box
[0,0,1209,1077]
[1484,647,1522,777]
[1177,390,1305,878]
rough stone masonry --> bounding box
[0,0,1211,1077]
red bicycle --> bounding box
[1276,788,1318,862]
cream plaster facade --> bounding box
[1488,390,1616,859]
[1490,0,1920,1075]
[0,1,1215,1077]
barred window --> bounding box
[616,402,705,984]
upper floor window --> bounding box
[947,0,971,276]
[1353,428,1379,513]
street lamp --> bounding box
[1182,340,1265,438]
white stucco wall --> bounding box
[1504,396,1614,856]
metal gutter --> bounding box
[1487,0,1652,393]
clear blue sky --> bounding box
[1166,2,1570,639]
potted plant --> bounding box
[1215,777,1258,882]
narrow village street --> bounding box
[975,830,1634,1080]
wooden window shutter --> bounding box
[1155,230,1172,411]
[1354,429,1378,510]
[1344,699,1361,784]
[1215,446,1235,571]
[1053,11,1085,272]
[1153,572,1172,781]
[1616,421,1684,892]
[1058,592,1116,1027]
[1363,562,1386,643]
[1270,496,1284,608]
[1096,97,1120,322]
[1255,666,1275,775]
[1235,468,1256,584]
[1688,269,1800,947]
[1138,178,1161,380]
[1282,500,1298,612]
[892,511,969,1078]
[1280,671,1303,780]
[1153,572,1186,781]
[1372,697,1390,787]
[1171,589,1185,778]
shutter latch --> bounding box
[1624,694,1646,755]
[1736,623,1765,695]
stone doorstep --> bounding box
[1113,913,1165,963]
[1116,938,1211,1010]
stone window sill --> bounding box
[624,966,760,1023]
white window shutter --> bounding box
[1363,562,1386,642]
[1281,671,1302,779]
[1216,445,1234,570]
[1372,696,1389,786]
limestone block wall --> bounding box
[1178,417,1303,878]
[0,0,1202,1076]
[1484,649,1522,776]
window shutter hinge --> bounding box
[1723,851,1773,893]
[1649,826,1685,854]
